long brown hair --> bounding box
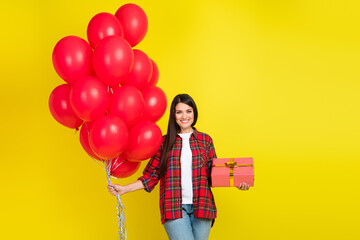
[158,94,198,178]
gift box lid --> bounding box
[213,157,254,167]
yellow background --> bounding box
[1,0,359,239]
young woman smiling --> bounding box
[108,94,249,240]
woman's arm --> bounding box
[108,143,163,196]
[107,180,145,196]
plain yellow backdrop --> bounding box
[0,0,359,239]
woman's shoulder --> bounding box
[194,129,213,142]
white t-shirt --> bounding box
[178,132,193,204]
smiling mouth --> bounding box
[180,120,190,123]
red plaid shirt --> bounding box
[138,128,217,224]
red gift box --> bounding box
[211,157,254,187]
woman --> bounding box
[108,94,249,240]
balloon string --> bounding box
[108,86,114,94]
[110,156,126,173]
[84,121,127,239]
[107,163,127,240]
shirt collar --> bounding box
[191,127,199,139]
[176,127,199,139]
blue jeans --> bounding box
[163,204,213,240]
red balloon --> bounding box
[89,115,129,159]
[108,155,141,178]
[115,3,148,47]
[52,36,93,84]
[87,12,124,49]
[70,76,109,122]
[109,86,144,128]
[93,35,134,86]
[141,86,167,122]
[122,49,152,90]
[148,59,159,86]
[123,121,162,161]
[49,84,83,129]
[79,122,101,161]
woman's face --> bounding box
[175,102,194,133]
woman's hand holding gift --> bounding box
[237,182,250,191]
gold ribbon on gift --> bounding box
[213,158,253,187]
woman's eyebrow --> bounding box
[176,109,192,112]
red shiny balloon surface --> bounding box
[148,59,159,86]
[122,49,152,90]
[115,3,148,47]
[89,115,129,159]
[79,122,101,160]
[52,36,93,84]
[49,84,83,129]
[141,86,167,122]
[108,155,141,178]
[124,121,162,161]
[93,35,134,86]
[87,12,124,49]
[109,86,144,128]
[70,76,109,122]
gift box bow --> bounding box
[213,158,254,168]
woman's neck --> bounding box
[179,127,193,134]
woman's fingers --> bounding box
[107,183,126,196]
[109,189,117,196]
[107,184,118,195]
[237,182,250,190]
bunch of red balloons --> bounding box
[49,4,166,179]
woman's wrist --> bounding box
[125,180,145,193]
